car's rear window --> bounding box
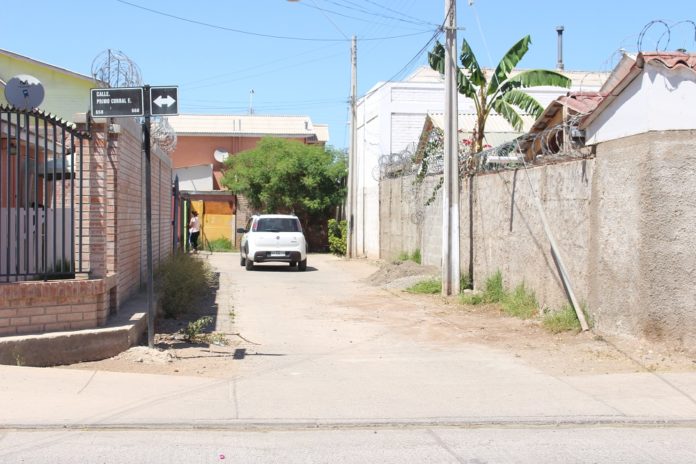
[255,218,301,232]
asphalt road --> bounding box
[1,253,696,463]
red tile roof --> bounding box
[580,51,696,129]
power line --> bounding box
[315,0,439,28]
[116,0,435,42]
[349,0,439,27]
[359,27,444,101]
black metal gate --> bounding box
[0,106,90,282]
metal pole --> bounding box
[346,36,357,258]
[143,85,156,348]
[442,0,460,295]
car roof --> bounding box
[252,214,298,219]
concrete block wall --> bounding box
[379,130,696,351]
[589,131,696,348]
[468,161,593,310]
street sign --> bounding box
[149,86,178,116]
[90,87,144,117]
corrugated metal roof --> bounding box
[427,112,536,136]
[168,114,325,138]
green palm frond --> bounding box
[428,41,445,74]
[506,69,572,89]
[488,35,532,95]
[492,99,525,132]
[457,73,478,100]
[460,37,486,86]
[501,89,545,119]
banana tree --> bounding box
[429,35,571,154]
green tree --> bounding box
[221,136,347,224]
[429,35,571,153]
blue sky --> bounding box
[2,0,693,150]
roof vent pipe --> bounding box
[556,26,565,71]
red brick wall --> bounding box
[110,118,173,309]
[0,278,114,336]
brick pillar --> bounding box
[85,122,108,279]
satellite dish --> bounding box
[213,148,229,163]
[4,74,45,110]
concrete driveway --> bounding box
[1,253,696,462]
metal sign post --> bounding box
[142,85,155,348]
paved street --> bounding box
[1,253,696,462]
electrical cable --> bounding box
[116,0,434,42]
[358,12,447,101]
[319,0,439,28]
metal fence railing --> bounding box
[0,106,90,282]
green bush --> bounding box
[207,237,234,252]
[501,283,538,319]
[155,252,214,318]
[406,278,441,294]
[328,219,347,255]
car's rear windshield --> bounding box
[255,218,301,232]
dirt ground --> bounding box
[63,258,696,378]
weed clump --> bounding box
[406,278,441,294]
[542,304,591,333]
[460,271,539,319]
[396,249,422,264]
[501,283,538,319]
[155,252,214,319]
[207,238,234,252]
[461,271,505,305]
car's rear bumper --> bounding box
[253,250,303,263]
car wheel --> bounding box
[240,255,246,266]
[298,259,307,271]
[245,258,254,271]
[289,261,297,267]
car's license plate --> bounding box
[271,251,285,257]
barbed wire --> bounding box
[91,49,143,88]
[91,49,177,154]
[376,110,594,224]
[151,117,178,154]
[637,19,696,53]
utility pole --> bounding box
[442,0,460,295]
[346,35,357,258]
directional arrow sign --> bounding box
[149,86,179,116]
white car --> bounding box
[237,214,308,271]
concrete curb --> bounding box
[0,294,147,367]
[3,416,696,431]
